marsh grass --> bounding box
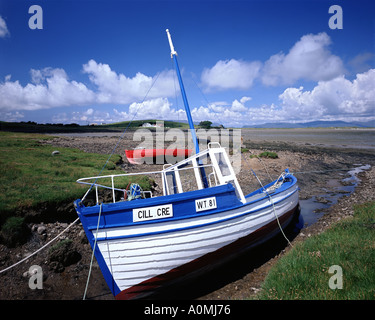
[257,201,375,299]
[242,149,279,159]
[0,132,151,222]
[258,151,278,159]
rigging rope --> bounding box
[81,72,161,202]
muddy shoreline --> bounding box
[0,134,374,300]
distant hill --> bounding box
[0,119,190,133]
[102,119,190,129]
[243,120,375,129]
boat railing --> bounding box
[78,171,157,204]
[77,162,218,205]
[77,144,246,205]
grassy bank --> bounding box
[257,201,375,299]
[0,132,150,223]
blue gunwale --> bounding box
[76,184,239,230]
[75,174,298,239]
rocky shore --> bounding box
[0,134,374,300]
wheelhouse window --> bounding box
[162,145,245,203]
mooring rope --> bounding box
[0,218,80,275]
[266,190,293,248]
[83,203,102,300]
[240,152,293,247]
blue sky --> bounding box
[0,0,374,127]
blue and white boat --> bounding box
[74,30,300,300]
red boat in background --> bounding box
[125,148,193,164]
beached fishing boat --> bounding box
[125,148,192,165]
[74,30,300,300]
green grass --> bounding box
[0,216,30,247]
[257,201,375,299]
[0,132,151,221]
[258,151,278,159]
[242,149,279,159]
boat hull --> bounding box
[75,177,299,300]
[116,203,299,300]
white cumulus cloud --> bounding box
[129,97,172,117]
[192,69,375,126]
[112,98,186,122]
[53,108,112,124]
[201,59,261,91]
[201,32,345,92]
[0,67,96,111]
[191,96,254,127]
[278,69,375,121]
[261,32,345,86]
[0,60,176,112]
[0,16,10,38]
[82,59,175,104]
[0,111,24,122]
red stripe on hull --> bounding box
[115,204,299,300]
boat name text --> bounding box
[133,204,173,222]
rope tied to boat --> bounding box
[265,190,293,248]
[250,167,293,247]
[264,171,288,193]
[241,153,294,247]
[83,203,103,300]
[0,218,80,275]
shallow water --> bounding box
[241,128,375,150]
[299,164,371,227]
